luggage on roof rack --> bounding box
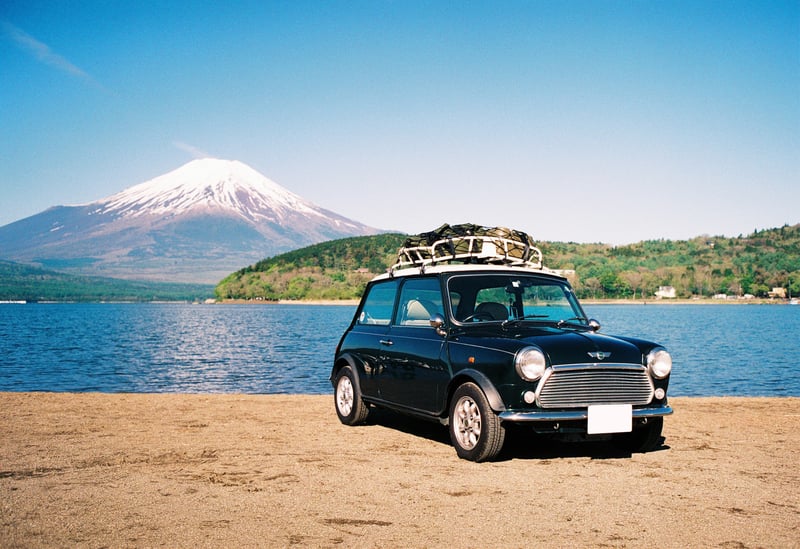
[393,223,543,271]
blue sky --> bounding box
[1,1,798,244]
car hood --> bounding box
[453,327,648,366]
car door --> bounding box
[345,278,399,399]
[377,276,449,413]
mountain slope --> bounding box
[0,159,381,283]
[99,159,327,222]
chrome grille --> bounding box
[536,364,653,408]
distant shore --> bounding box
[1,393,797,547]
[7,297,793,306]
[216,297,793,306]
[218,298,361,306]
[581,297,793,305]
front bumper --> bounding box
[498,404,673,423]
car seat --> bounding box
[475,302,508,321]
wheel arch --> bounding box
[331,353,362,393]
[446,369,506,414]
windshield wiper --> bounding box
[501,314,549,328]
[502,315,590,330]
[556,316,590,330]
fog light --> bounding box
[654,388,665,400]
[523,391,536,404]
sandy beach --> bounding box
[1,394,798,548]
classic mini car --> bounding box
[331,225,673,461]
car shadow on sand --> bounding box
[499,425,670,461]
[360,407,670,461]
[363,406,451,445]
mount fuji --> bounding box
[0,159,382,283]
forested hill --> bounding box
[540,223,800,299]
[216,234,406,301]
[0,261,214,302]
[215,224,800,301]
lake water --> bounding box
[0,303,798,396]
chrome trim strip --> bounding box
[498,405,673,423]
[549,362,646,371]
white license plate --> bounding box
[587,404,632,434]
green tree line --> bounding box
[0,261,214,302]
[215,233,405,301]
[216,224,800,301]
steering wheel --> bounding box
[460,311,495,322]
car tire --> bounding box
[334,366,369,425]
[449,382,505,462]
[616,417,664,453]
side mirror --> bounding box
[588,318,601,332]
[429,313,447,337]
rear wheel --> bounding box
[449,382,505,462]
[334,366,369,425]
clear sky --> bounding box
[1,1,798,244]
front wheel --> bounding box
[449,382,505,462]
[334,366,369,425]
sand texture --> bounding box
[1,393,798,548]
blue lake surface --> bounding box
[1,302,798,396]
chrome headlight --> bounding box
[647,348,672,379]
[515,347,547,381]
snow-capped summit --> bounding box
[0,159,381,283]
[97,158,322,223]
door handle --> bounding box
[379,339,393,346]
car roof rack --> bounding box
[392,234,543,272]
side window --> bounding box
[357,280,399,326]
[396,277,444,326]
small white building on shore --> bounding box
[655,286,676,299]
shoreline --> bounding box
[2,393,798,547]
[218,298,360,306]
[581,297,791,305]
[5,298,793,306]
[216,297,792,306]
[216,297,794,306]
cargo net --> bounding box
[393,223,543,271]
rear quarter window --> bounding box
[357,279,399,325]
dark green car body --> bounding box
[331,264,672,461]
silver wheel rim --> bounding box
[454,395,481,450]
[336,375,354,417]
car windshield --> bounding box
[448,274,585,325]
